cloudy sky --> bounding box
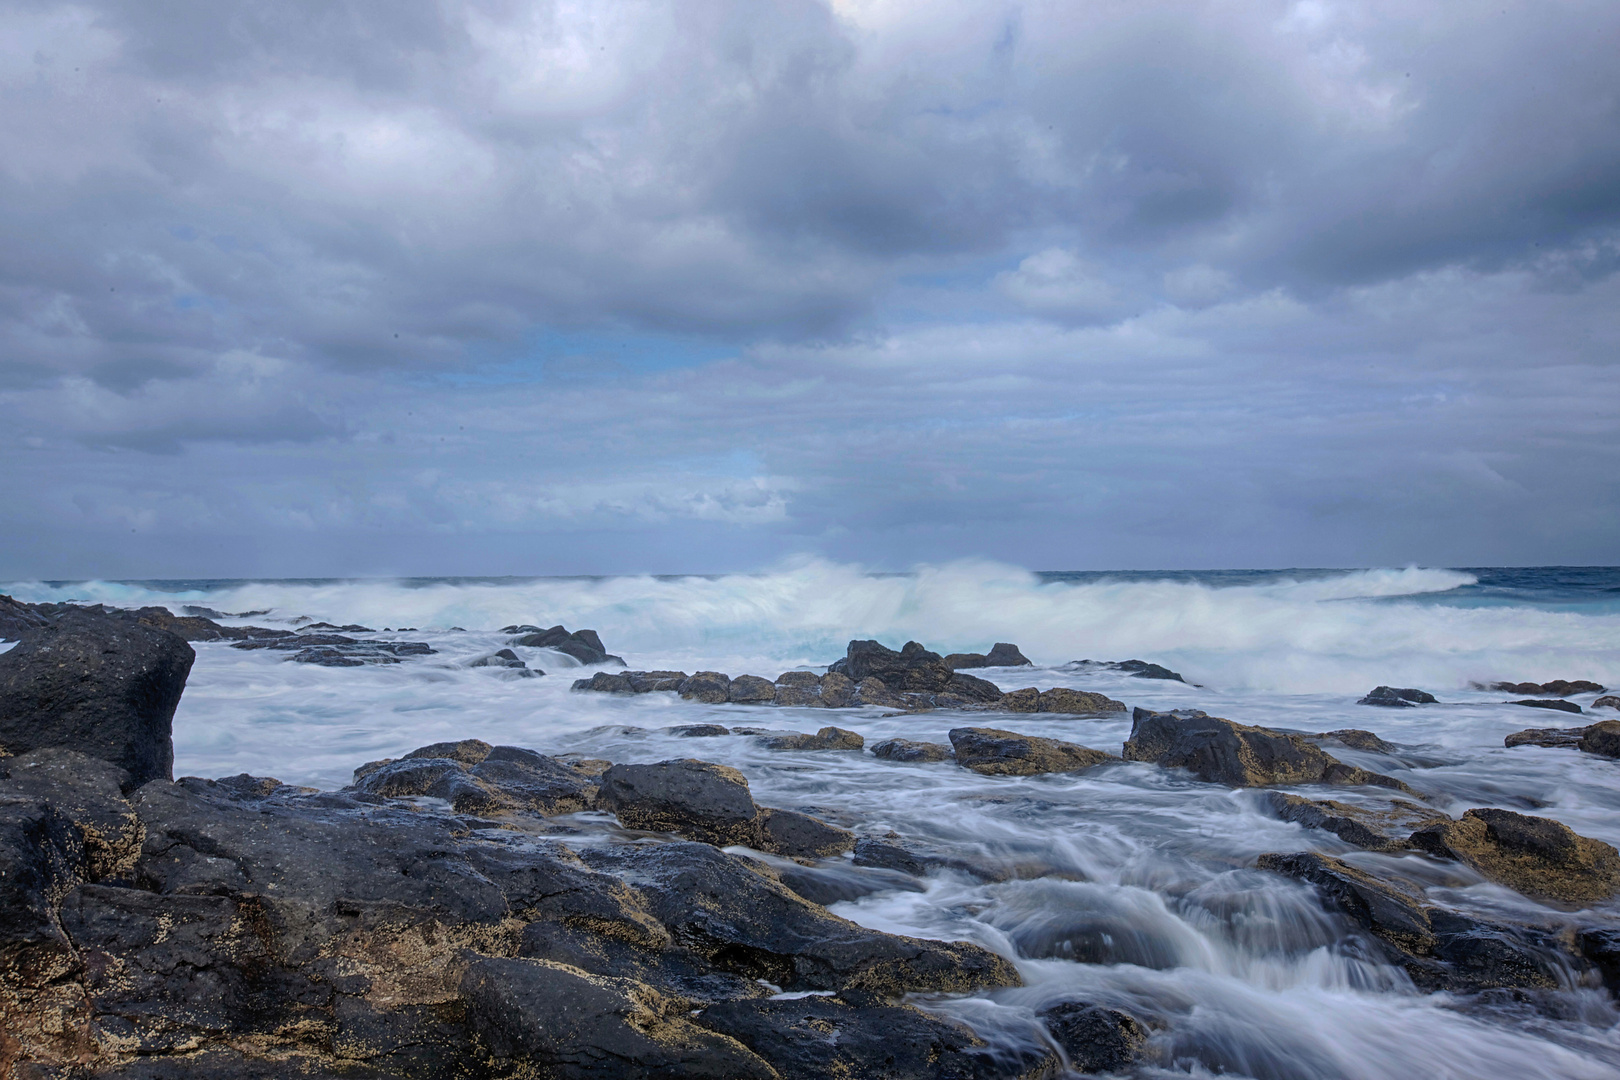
[2,0,1617,577]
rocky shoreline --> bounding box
[3,601,1620,1077]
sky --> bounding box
[1,0,1617,578]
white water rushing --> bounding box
[6,562,1620,1078]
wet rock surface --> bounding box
[0,609,194,785]
[232,631,437,666]
[1038,1001,1149,1074]
[1408,807,1620,906]
[870,738,954,762]
[1123,709,1411,791]
[1580,720,1620,758]
[1062,658,1190,683]
[1478,679,1606,697]
[947,727,1116,776]
[1261,792,1447,851]
[944,642,1033,669]
[507,625,624,666]
[1510,698,1584,714]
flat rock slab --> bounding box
[947,728,1116,776]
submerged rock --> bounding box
[669,724,732,738]
[1408,808,1620,906]
[1123,709,1412,791]
[1358,686,1438,707]
[1256,851,1571,991]
[948,727,1116,776]
[351,742,599,817]
[870,738,953,763]
[1261,791,1446,851]
[0,608,194,785]
[1038,1001,1149,1074]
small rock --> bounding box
[469,648,527,669]
[758,726,865,751]
[775,670,822,687]
[668,724,732,738]
[509,625,624,666]
[1038,1001,1149,1074]
[870,738,953,762]
[1592,695,1620,710]
[624,669,689,692]
[945,642,1033,669]
[948,727,1115,776]
[1511,698,1583,715]
[1358,686,1437,707]
[997,687,1041,712]
[1409,808,1620,905]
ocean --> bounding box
[4,562,1619,1078]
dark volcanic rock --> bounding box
[510,625,624,666]
[1579,721,1620,758]
[947,728,1115,776]
[1037,687,1126,716]
[0,594,56,641]
[1038,1001,1149,1074]
[1256,851,1568,991]
[464,956,775,1079]
[1308,729,1397,753]
[1123,709,1411,792]
[871,738,953,763]
[1063,659,1189,683]
[626,670,688,692]
[469,648,536,674]
[596,759,761,846]
[1408,808,1620,906]
[1593,695,1620,710]
[0,609,193,785]
[1510,698,1584,715]
[697,994,1053,1080]
[828,641,1000,704]
[945,642,1033,669]
[670,724,732,738]
[679,671,734,704]
[573,671,634,694]
[1357,686,1438,707]
[757,726,865,752]
[1260,792,1446,851]
[759,808,857,858]
[727,675,778,704]
[1482,680,1605,697]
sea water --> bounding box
[6,562,1619,1078]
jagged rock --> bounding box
[680,672,733,704]
[697,993,1054,1080]
[947,728,1116,776]
[728,675,778,704]
[1038,1001,1149,1074]
[757,727,864,752]
[870,739,953,763]
[0,593,55,641]
[1122,709,1411,792]
[1592,695,1620,710]
[510,625,624,666]
[1256,851,1568,991]
[1408,808,1620,905]
[596,760,761,846]
[1510,698,1583,715]
[669,724,732,738]
[1261,791,1446,851]
[759,809,856,858]
[1358,686,1437,707]
[1481,680,1605,697]
[1308,729,1397,753]
[828,641,1001,704]
[0,609,194,785]
[1063,659,1188,684]
[463,956,776,1079]
[626,670,688,692]
[1579,721,1620,758]
[1505,725,1590,749]
[945,643,1033,669]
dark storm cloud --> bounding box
[1,0,1617,574]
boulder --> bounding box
[1504,725,1590,749]
[573,671,635,693]
[1592,695,1620,710]
[1256,851,1567,991]
[1122,709,1411,791]
[758,727,864,752]
[1038,1001,1149,1074]
[849,838,1009,883]
[679,672,733,704]
[510,625,624,666]
[626,670,688,692]
[759,809,857,858]
[1510,698,1583,714]
[817,672,856,709]
[870,739,953,763]
[727,675,777,705]
[0,609,194,786]
[595,759,762,846]
[1579,721,1620,758]
[1357,686,1437,707]
[1408,808,1620,906]
[1260,792,1446,851]
[947,728,1116,776]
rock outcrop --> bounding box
[1357,686,1437,707]
[829,641,1004,706]
[1123,709,1410,791]
[944,643,1033,669]
[0,609,194,785]
[1408,808,1620,906]
[948,728,1116,776]
[509,625,624,666]
[232,632,436,665]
